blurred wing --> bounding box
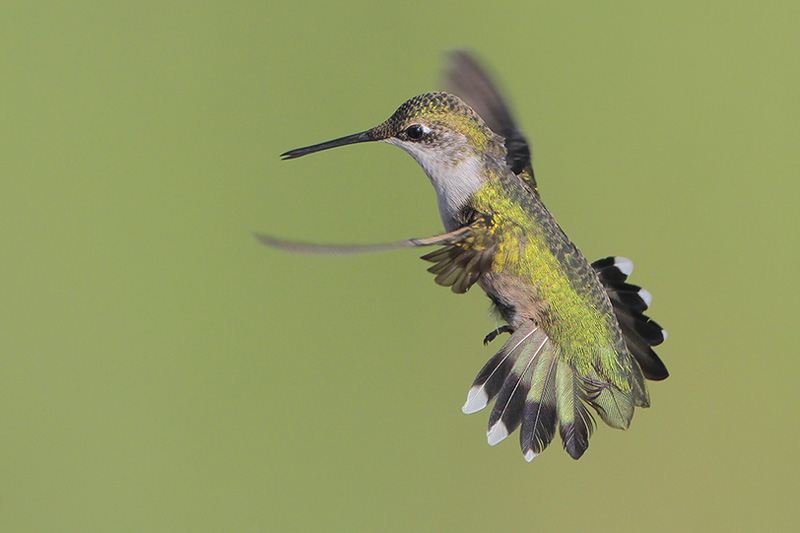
[256,219,494,294]
[254,225,472,255]
[444,50,537,193]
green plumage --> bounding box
[472,176,627,368]
[458,172,643,457]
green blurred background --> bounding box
[2,1,798,531]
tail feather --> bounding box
[461,326,538,415]
[592,256,669,381]
[607,283,651,313]
[486,331,548,445]
[519,344,558,461]
[582,371,635,430]
[591,256,633,283]
[616,308,667,346]
[629,360,650,408]
[555,361,595,459]
[618,319,669,381]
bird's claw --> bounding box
[483,325,514,345]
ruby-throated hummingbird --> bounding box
[258,51,668,461]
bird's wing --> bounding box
[419,217,496,294]
[253,225,473,255]
[444,50,537,194]
[255,217,495,294]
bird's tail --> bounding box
[461,256,668,461]
[591,256,669,382]
[462,323,600,460]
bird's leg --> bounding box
[483,325,514,345]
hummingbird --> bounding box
[258,51,668,461]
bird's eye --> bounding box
[405,124,424,141]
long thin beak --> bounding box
[280,129,377,160]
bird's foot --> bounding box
[483,325,514,345]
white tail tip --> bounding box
[614,257,634,276]
[638,288,653,307]
[487,422,508,446]
[462,387,488,414]
[524,450,538,462]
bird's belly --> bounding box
[478,267,616,355]
[478,272,549,329]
